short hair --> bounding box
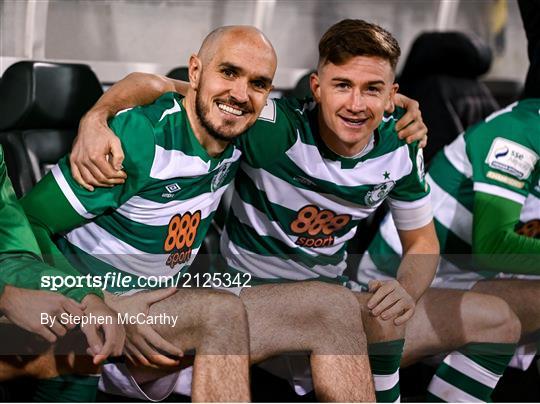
[318,19,401,71]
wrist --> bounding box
[0,285,17,313]
[81,106,114,126]
[82,293,103,307]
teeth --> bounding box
[343,117,365,125]
[218,103,243,116]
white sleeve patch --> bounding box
[257,99,276,123]
[389,197,433,231]
[485,137,539,180]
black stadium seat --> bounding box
[0,61,103,197]
[288,70,315,99]
[166,66,189,81]
[483,78,523,108]
[398,32,499,164]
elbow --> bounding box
[127,72,175,93]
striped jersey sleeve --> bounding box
[468,102,540,205]
[51,102,156,218]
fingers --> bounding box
[94,323,125,364]
[110,137,126,171]
[50,321,68,338]
[126,340,155,368]
[84,160,122,188]
[393,93,413,109]
[394,307,414,326]
[370,292,400,317]
[399,120,428,144]
[419,134,428,149]
[368,279,382,293]
[75,162,97,191]
[35,326,58,343]
[134,333,179,367]
[81,324,103,359]
[91,154,126,183]
[394,99,420,131]
[367,281,395,311]
[70,154,126,190]
[141,288,177,305]
[143,326,183,359]
[71,162,94,192]
[124,349,138,367]
[379,299,409,320]
[61,300,85,328]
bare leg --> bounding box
[240,281,375,402]
[472,279,540,339]
[401,288,521,366]
[147,289,250,402]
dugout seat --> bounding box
[288,70,315,99]
[0,61,103,197]
[398,31,499,165]
[483,79,523,108]
[166,66,189,81]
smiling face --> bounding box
[310,55,398,157]
[189,27,276,142]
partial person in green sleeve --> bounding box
[357,99,540,402]
[0,146,125,401]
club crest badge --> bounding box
[365,181,395,207]
[211,162,232,192]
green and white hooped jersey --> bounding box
[222,97,431,283]
[52,92,241,287]
[359,99,540,288]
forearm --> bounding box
[473,191,540,274]
[83,72,178,122]
[396,252,438,302]
[396,222,439,301]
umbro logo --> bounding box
[166,183,181,193]
[162,183,181,198]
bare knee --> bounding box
[303,282,362,329]
[356,292,405,342]
[198,292,249,352]
[297,282,365,353]
[461,293,521,344]
[200,292,247,328]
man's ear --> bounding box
[188,54,202,90]
[386,83,399,112]
[310,72,321,102]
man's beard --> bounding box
[195,91,249,142]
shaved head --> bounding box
[198,25,277,66]
[184,25,277,148]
